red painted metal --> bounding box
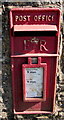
[14,25,57,32]
[22,57,47,102]
[10,8,60,114]
[11,53,59,58]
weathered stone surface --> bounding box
[0,0,62,3]
[35,116,49,120]
[0,0,63,2]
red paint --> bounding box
[14,25,58,31]
[10,8,60,114]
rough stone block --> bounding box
[59,111,64,117]
[63,23,64,35]
[0,0,63,2]
[35,116,49,120]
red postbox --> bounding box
[10,8,60,114]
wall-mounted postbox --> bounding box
[10,8,60,114]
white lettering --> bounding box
[34,15,37,21]
[15,16,19,21]
[15,15,31,22]
[52,15,54,21]
[46,15,48,21]
[42,15,45,21]
[27,15,31,21]
[38,15,41,21]
[48,15,51,21]
[23,15,26,21]
[19,16,23,21]
[15,15,54,22]
[34,15,54,22]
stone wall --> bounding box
[0,1,64,120]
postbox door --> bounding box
[10,8,60,114]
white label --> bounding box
[25,68,43,98]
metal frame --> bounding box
[22,62,47,102]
